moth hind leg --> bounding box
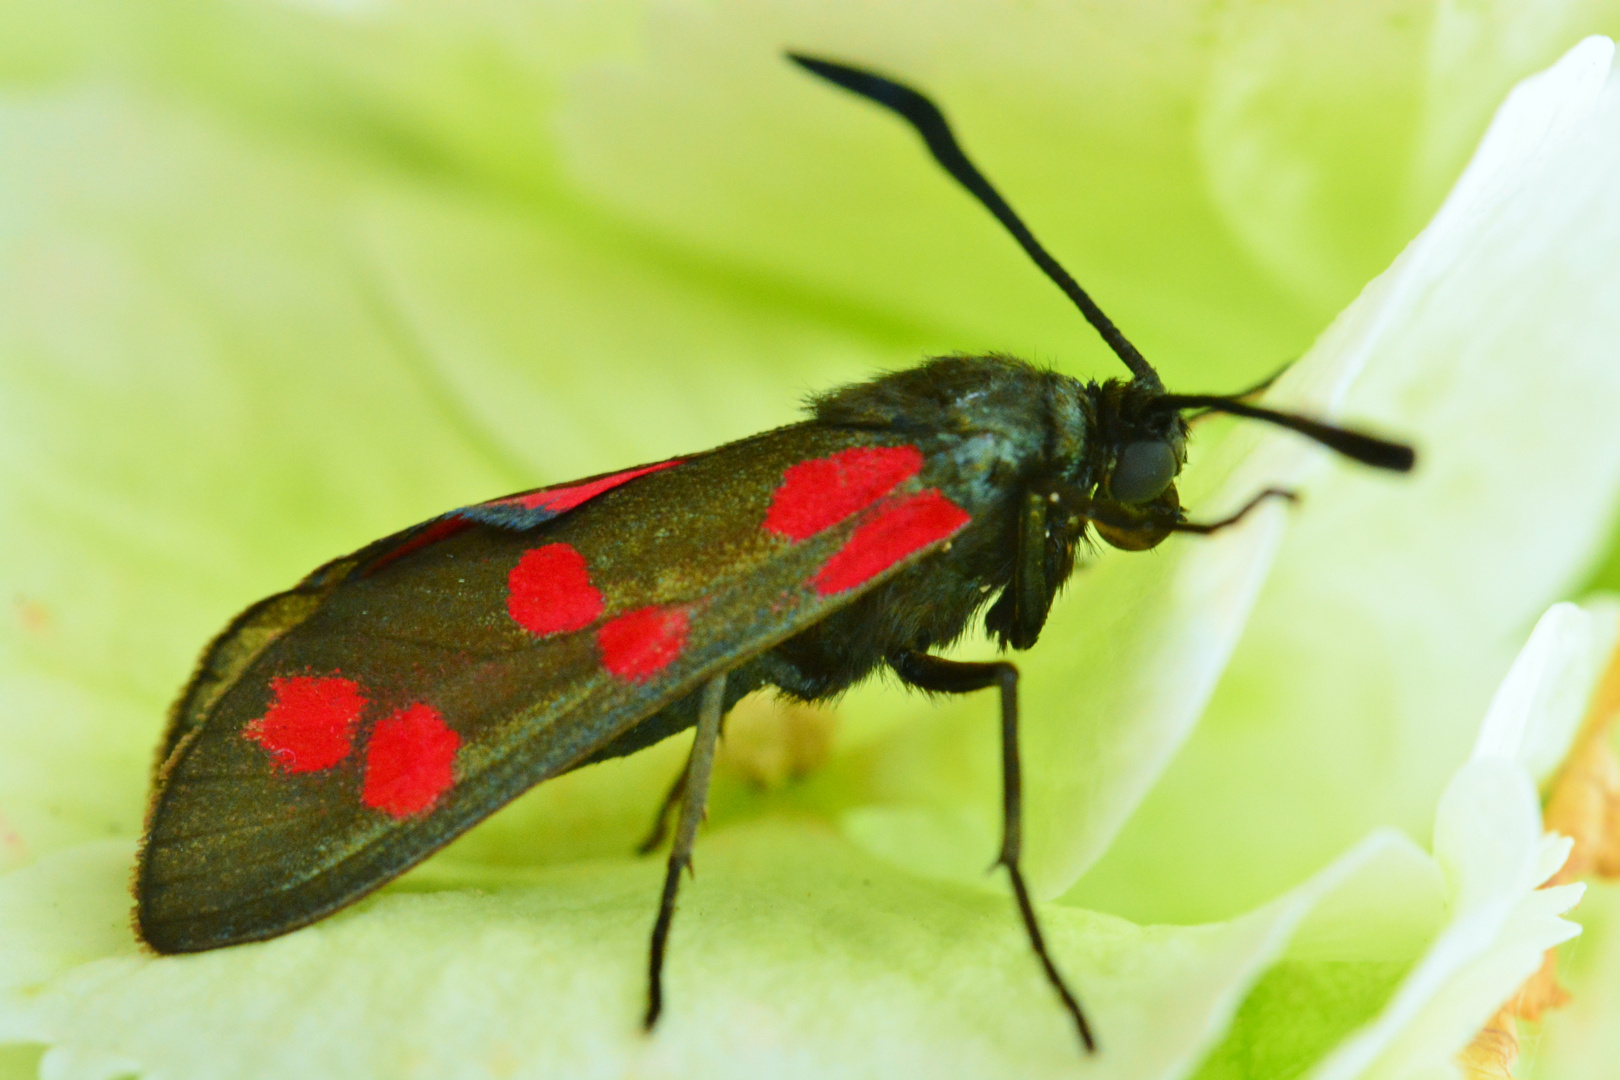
[890,649,1096,1053]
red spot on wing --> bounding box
[361,703,461,818]
[812,490,971,596]
[491,460,683,514]
[245,675,367,773]
[508,543,603,636]
[764,445,925,541]
[598,606,690,682]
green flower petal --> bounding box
[0,89,505,865]
[0,0,642,204]
[6,5,1620,1078]
[1194,1,1620,313]
[0,75,895,870]
[0,824,1419,1080]
[557,3,1618,389]
[351,189,890,482]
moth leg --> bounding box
[1067,487,1295,549]
[985,490,1052,649]
[891,650,1097,1054]
[636,759,689,855]
[1171,487,1296,535]
[644,672,728,1030]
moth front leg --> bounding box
[984,490,1054,650]
[890,650,1096,1053]
[1066,486,1295,551]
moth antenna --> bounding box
[1155,394,1416,472]
[788,52,1160,388]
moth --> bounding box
[137,55,1414,1052]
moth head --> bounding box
[1084,407,1179,550]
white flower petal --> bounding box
[1472,598,1618,778]
[1305,761,1582,1080]
[1531,881,1620,1080]
[560,4,1340,389]
[1073,36,1620,923]
[1199,16,1618,312]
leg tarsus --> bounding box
[643,855,684,1029]
[1002,860,1097,1053]
[1172,487,1296,535]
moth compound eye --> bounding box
[1108,440,1178,505]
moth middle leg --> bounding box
[643,671,728,1029]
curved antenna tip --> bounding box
[1158,394,1415,473]
[785,51,1160,386]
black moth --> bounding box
[137,54,1414,1054]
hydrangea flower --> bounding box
[4,4,1620,1078]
